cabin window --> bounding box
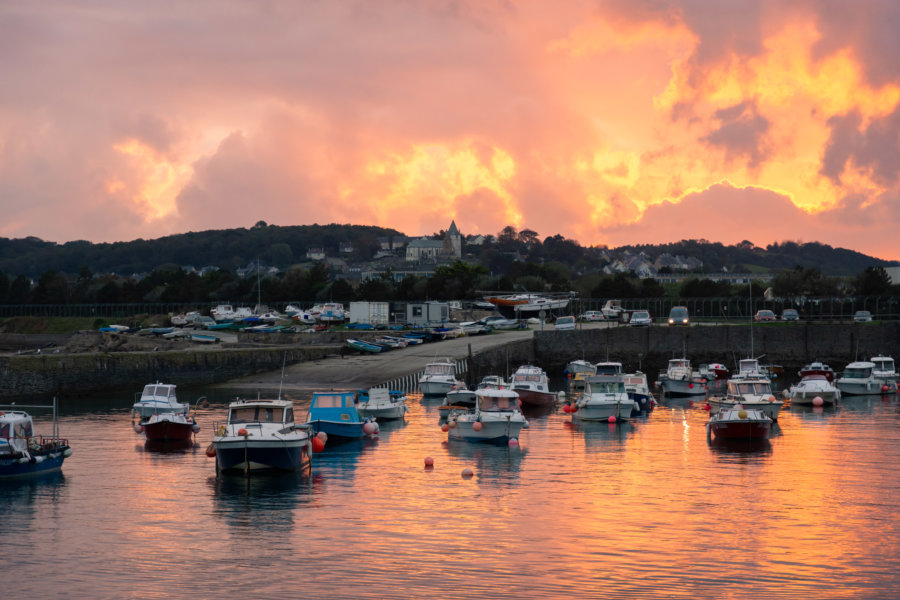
[314,394,345,408]
[0,423,8,438]
[285,408,293,423]
[230,407,259,423]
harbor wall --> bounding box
[0,346,339,398]
[530,322,900,377]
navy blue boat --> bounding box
[1,399,72,480]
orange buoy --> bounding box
[472,421,483,431]
[312,437,325,453]
[461,468,474,478]
[205,443,216,457]
[424,456,434,467]
[237,428,248,436]
[441,423,449,432]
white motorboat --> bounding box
[733,358,767,379]
[357,388,409,420]
[447,388,527,443]
[707,405,772,441]
[210,304,236,322]
[510,364,557,408]
[707,377,783,421]
[788,374,841,405]
[477,375,508,390]
[572,375,637,421]
[871,355,898,393]
[132,382,188,420]
[836,361,881,396]
[439,384,478,418]
[211,398,313,474]
[419,358,459,396]
[594,361,623,376]
[311,302,347,323]
[657,358,707,398]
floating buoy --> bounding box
[237,428,248,436]
[441,423,449,432]
[509,438,519,447]
[461,468,474,478]
[373,422,380,434]
[424,456,434,468]
[205,443,216,457]
[688,383,694,389]
[312,437,325,453]
[608,416,616,423]
[317,431,328,443]
[882,385,890,393]
[363,421,377,435]
[562,404,571,413]
[738,410,748,419]
[133,424,143,434]
[704,404,711,411]
[448,420,458,428]
[812,396,824,407]
[472,421,483,431]
[768,395,777,403]
[191,423,201,433]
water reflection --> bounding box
[566,419,636,450]
[211,470,313,531]
[707,436,774,457]
[444,438,527,482]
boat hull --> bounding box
[308,420,367,439]
[708,399,782,422]
[448,419,525,443]
[573,401,635,421]
[142,419,196,442]
[836,380,883,395]
[419,379,455,396]
[357,405,406,420]
[0,449,70,479]
[790,387,840,405]
[513,388,556,407]
[214,437,310,473]
[708,420,771,440]
[660,379,707,398]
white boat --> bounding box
[211,398,313,474]
[600,299,624,320]
[836,361,881,396]
[698,363,729,381]
[447,388,527,443]
[439,384,478,418]
[788,374,841,405]
[595,361,623,376]
[132,382,188,420]
[732,358,767,379]
[210,304,236,322]
[357,388,409,420]
[565,359,596,393]
[572,375,637,421]
[311,302,347,323]
[871,355,898,393]
[477,375,508,390]
[708,377,783,421]
[657,358,707,398]
[419,358,459,396]
[623,371,654,413]
[509,364,557,408]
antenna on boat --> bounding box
[749,280,754,357]
[277,352,288,400]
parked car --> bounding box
[781,309,799,321]
[629,310,653,326]
[555,315,576,331]
[580,311,604,322]
[854,310,873,322]
[754,309,776,322]
[667,306,690,326]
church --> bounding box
[405,221,462,262]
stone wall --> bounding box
[0,345,339,398]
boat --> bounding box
[732,358,767,379]
[419,358,459,396]
[565,359,596,394]
[836,361,881,396]
[707,376,783,421]
[356,388,409,420]
[600,299,624,321]
[306,391,376,440]
[698,363,729,381]
[571,375,637,421]
[798,361,836,382]
[140,412,200,442]
[477,375,508,390]
[788,374,841,406]
[0,398,72,479]
[623,371,654,413]
[190,333,219,344]
[509,364,557,408]
[870,355,898,393]
[439,384,478,418]
[446,388,528,444]
[594,361,623,376]
[311,302,347,323]
[132,382,188,420]
[707,404,772,440]
[210,304,238,322]
[657,358,707,398]
[346,338,383,354]
[211,398,313,474]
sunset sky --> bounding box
[1,1,899,260]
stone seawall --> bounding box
[0,345,339,398]
[532,322,900,376]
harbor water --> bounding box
[4,378,900,599]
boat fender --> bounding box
[217,425,226,436]
[63,448,73,457]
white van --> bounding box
[555,315,576,331]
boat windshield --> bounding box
[229,406,286,424]
[512,374,543,383]
[479,395,517,411]
[873,359,895,372]
[844,367,872,378]
[669,360,689,369]
[595,363,622,375]
[590,381,626,394]
[623,376,646,386]
[424,364,453,376]
[730,381,772,395]
[142,384,175,398]
[313,394,348,408]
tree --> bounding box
[854,266,892,296]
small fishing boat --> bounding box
[140,412,200,442]
[346,338,383,354]
[477,375,508,390]
[211,398,313,474]
[657,358,707,398]
[356,388,409,421]
[307,391,377,440]
[836,361,881,396]
[446,388,528,444]
[571,375,638,421]
[439,384,478,418]
[0,398,72,479]
[707,405,772,440]
[708,376,783,421]
[510,364,557,408]
[871,355,898,393]
[798,361,835,382]
[788,374,840,406]
[132,382,188,420]
[623,371,654,413]
[190,333,218,344]
[698,363,729,381]
[419,358,460,396]
[565,359,596,394]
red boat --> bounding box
[707,405,771,440]
[509,365,557,407]
[140,413,199,442]
[798,361,835,382]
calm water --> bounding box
[5,377,900,599]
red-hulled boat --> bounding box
[707,405,772,440]
[139,413,199,442]
[798,361,835,382]
[509,365,557,407]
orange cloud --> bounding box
[111,139,193,221]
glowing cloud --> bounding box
[111,139,193,221]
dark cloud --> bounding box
[822,105,900,186]
[702,101,771,168]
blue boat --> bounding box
[346,338,382,354]
[1,399,72,480]
[306,392,375,440]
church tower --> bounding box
[446,220,462,259]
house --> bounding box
[306,247,326,261]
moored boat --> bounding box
[836,361,881,396]
[419,358,459,396]
[571,375,637,422]
[132,382,188,420]
[346,338,383,354]
[565,359,596,394]
[509,364,557,408]
[0,399,72,479]
[623,371,654,413]
[140,412,200,442]
[211,398,313,474]
[707,405,772,440]
[446,388,527,444]
[657,359,707,398]
[798,361,835,382]
[788,374,840,406]
[307,391,377,440]
[357,388,409,421]
[871,355,898,393]
[708,376,783,421]
[439,384,478,418]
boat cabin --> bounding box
[423,362,455,377]
[595,361,623,376]
[307,392,360,422]
[510,366,547,386]
[585,375,627,395]
[726,379,773,399]
[138,383,178,404]
[843,362,875,379]
[736,358,763,377]
[228,400,294,425]
[476,389,520,412]
[871,356,896,375]
[0,411,34,455]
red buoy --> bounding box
[312,437,325,453]
[424,456,434,468]
[608,416,616,423]
[441,423,450,432]
[205,443,216,457]
[472,421,483,431]
[237,428,248,436]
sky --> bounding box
[1,0,899,260]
